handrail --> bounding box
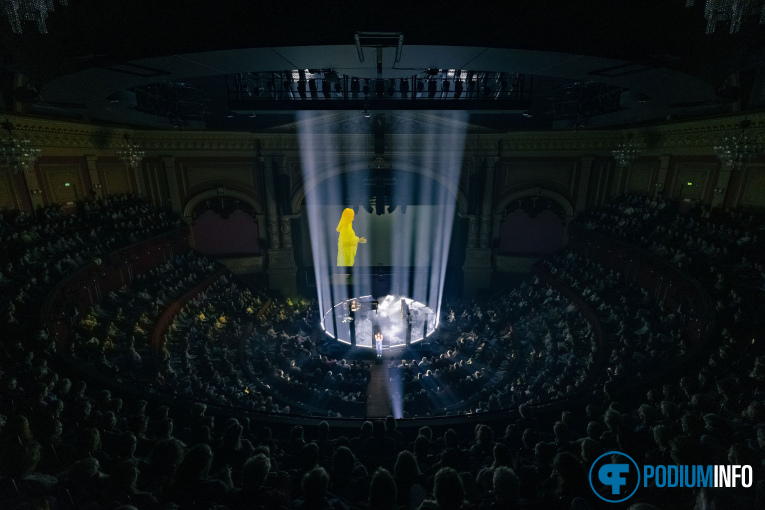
[565,227,717,391]
[569,227,715,350]
[39,226,718,428]
[525,264,608,413]
[39,228,190,342]
[150,267,228,352]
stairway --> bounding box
[366,363,393,418]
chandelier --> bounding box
[714,120,763,168]
[0,119,40,174]
[3,0,69,34]
[612,134,641,168]
[686,0,765,34]
[116,134,145,168]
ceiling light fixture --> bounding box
[0,118,40,174]
[686,0,765,34]
[714,120,763,169]
[116,134,145,169]
[612,133,641,168]
[3,0,69,34]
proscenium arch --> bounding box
[495,188,575,220]
[291,159,469,215]
[183,188,265,219]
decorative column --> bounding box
[577,156,595,213]
[131,162,146,196]
[479,157,497,248]
[466,215,479,248]
[265,156,297,294]
[23,170,44,210]
[263,157,280,250]
[655,155,670,197]
[280,216,294,249]
[85,155,103,199]
[611,161,624,198]
[160,156,182,213]
[463,157,498,296]
[711,164,733,209]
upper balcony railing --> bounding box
[225,70,533,111]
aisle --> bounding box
[366,363,393,418]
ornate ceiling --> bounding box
[1,1,764,132]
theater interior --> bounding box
[1,2,765,509]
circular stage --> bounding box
[321,295,438,349]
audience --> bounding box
[0,192,763,509]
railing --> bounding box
[563,227,717,391]
[227,72,531,111]
[524,264,608,415]
[568,227,714,346]
[150,267,228,352]
[40,228,191,343]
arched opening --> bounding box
[497,191,571,255]
[190,196,261,256]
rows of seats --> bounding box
[543,249,686,380]
[241,296,371,417]
[0,193,763,509]
[391,274,598,417]
[1,195,179,339]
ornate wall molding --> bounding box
[495,255,539,273]
[288,155,469,214]
[495,187,575,219]
[182,187,264,218]
[7,111,765,156]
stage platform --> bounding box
[321,294,438,350]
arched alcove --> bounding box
[495,188,573,255]
[185,191,263,256]
[290,158,469,216]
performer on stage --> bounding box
[375,331,383,357]
[336,208,366,266]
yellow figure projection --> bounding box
[336,208,366,266]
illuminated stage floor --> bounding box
[321,295,438,349]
